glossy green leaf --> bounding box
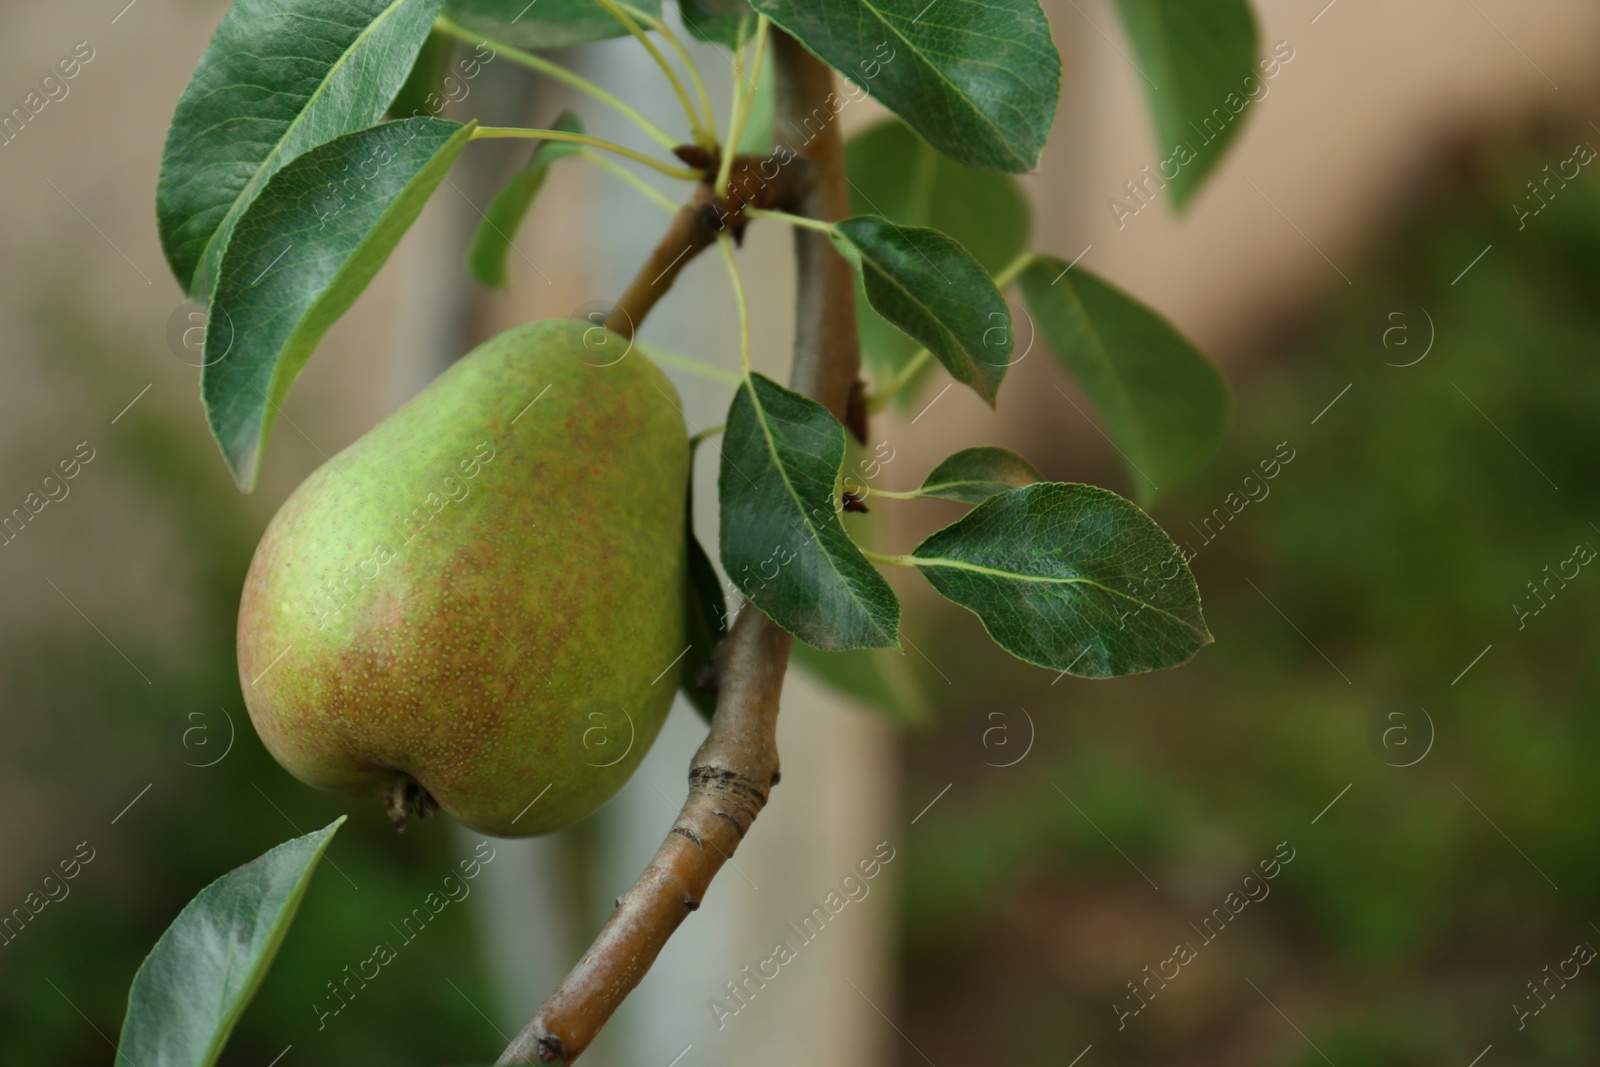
[751,0,1060,173]
[720,373,900,650]
[912,482,1209,678]
[115,819,345,1067]
[682,446,727,723]
[1018,257,1228,505]
[791,643,930,724]
[468,111,584,288]
[916,446,1042,504]
[846,118,1030,388]
[158,0,444,298]
[832,216,1012,406]
[443,0,661,49]
[679,0,755,48]
[204,118,476,490]
[1106,0,1260,208]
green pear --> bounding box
[237,320,688,837]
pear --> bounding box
[236,320,688,837]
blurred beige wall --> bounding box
[1064,0,1596,347]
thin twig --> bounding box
[495,33,861,1066]
[601,192,720,340]
[601,153,809,340]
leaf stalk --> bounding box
[471,126,704,180]
[591,0,715,148]
[433,16,679,149]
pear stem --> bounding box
[383,776,438,831]
[496,34,861,1067]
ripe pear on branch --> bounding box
[237,321,688,837]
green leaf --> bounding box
[846,119,1031,274]
[387,30,457,120]
[679,0,755,48]
[468,111,584,288]
[1106,0,1260,208]
[1018,257,1228,505]
[832,216,1012,406]
[720,373,900,650]
[846,118,1030,388]
[749,0,1060,173]
[115,819,345,1067]
[682,449,727,723]
[204,118,476,490]
[443,0,661,49]
[911,482,1210,678]
[735,57,778,156]
[916,446,1042,504]
[387,29,455,121]
[791,643,930,724]
[157,0,444,298]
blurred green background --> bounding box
[897,115,1600,1064]
[0,298,504,1065]
[3,69,1599,1067]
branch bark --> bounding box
[770,31,862,421]
[496,34,862,1066]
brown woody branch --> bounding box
[601,195,718,340]
[604,147,810,340]
[496,34,862,1066]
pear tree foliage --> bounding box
[135,0,1256,1058]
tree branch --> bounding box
[497,35,861,1065]
[602,192,716,340]
[605,147,810,340]
[771,31,862,421]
